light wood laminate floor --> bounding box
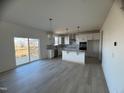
[0,58,108,93]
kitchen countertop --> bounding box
[63,48,85,52]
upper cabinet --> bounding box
[76,33,100,44]
[76,34,87,43]
[92,33,100,40]
[54,33,100,45]
[87,34,93,40]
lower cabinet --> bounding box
[48,50,54,59]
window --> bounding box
[54,36,59,45]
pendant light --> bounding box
[48,18,54,45]
[77,26,80,34]
[48,18,53,38]
[66,28,69,34]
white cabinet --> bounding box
[58,36,62,44]
[62,50,85,64]
[64,36,69,44]
[80,34,87,42]
[92,33,100,40]
[76,33,100,44]
[76,34,87,44]
[87,34,93,40]
[87,33,100,40]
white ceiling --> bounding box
[1,0,114,33]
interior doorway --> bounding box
[14,37,40,66]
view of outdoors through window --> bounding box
[14,37,40,66]
[29,39,40,61]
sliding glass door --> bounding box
[29,39,40,61]
[14,37,29,66]
[14,37,40,66]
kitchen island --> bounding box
[62,49,85,64]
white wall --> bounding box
[101,0,124,93]
[0,21,48,73]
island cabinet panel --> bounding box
[62,50,85,64]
